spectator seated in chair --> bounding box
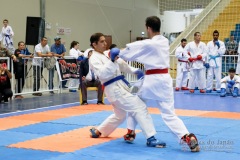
[79,50,104,105]
[0,63,13,103]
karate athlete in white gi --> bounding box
[88,32,166,148]
[206,30,226,93]
[175,38,189,91]
[185,32,207,93]
[236,42,240,74]
[0,19,14,53]
[119,16,200,152]
[220,68,240,97]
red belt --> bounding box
[178,59,188,63]
[145,69,168,75]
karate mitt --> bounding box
[227,80,235,86]
[204,63,210,69]
[77,56,85,61]
[134,70,144,80]
[197,55,202,60]
[215,41,220,49]
[110,48,120,62]
[188,57,194,62]
[227,83,233,89]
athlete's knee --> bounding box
[115,113,127,121]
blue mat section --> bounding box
[133,114,240,137]
[0,110,239,160]
[172,92,240,112]
[48,116,240,160]
[103,91,240,112]
[213,124,240,140]
[8,123,81,136]
[0,102,80,118]
[46,132,240,160]
[183,90,240,97]
[56,94,240,113]
[49,111,113,126]
[0,147,62,160]
[0,130,44,146]
[184,90,220,96]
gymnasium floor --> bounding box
[0,90,239,160]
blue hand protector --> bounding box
[204,63,210,68]
[110,48,120,62]
[227,83,233,89]
[135,70,144,80]
[215,41,220,49]
[77,56,85,61]
[227,80,235,86]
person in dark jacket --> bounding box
[79,50,103,105]
[14,41,33,98]
[0,62,13,103]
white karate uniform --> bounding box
[185,41,207,90]
[206,40,226,91]
[69,48,83,59]
[175,45,189,88]
[120,35,189,140]
[103,50,110,58]
[221,75,240,93]
[83,48,93,58]
[236,43,240,74]
[89,50,156,139]
[0,25,14,53]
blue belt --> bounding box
[5,35,13,46]
[209,55,220,68]
[103,75,131,87]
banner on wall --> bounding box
[56,58,80,81]
[56,27,72,35]
[57,27,65,35]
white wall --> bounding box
[161,9,203,34]
[0,0,40,52]
[45,0,158,53]
[0,0,158,53]
[161,11,186,34]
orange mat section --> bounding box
[1,105,240,131]
[0,105,104,130]
[199,111,240,119]
[175,109,240,120]
[8,127,141,153]
[175,109,211,117]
